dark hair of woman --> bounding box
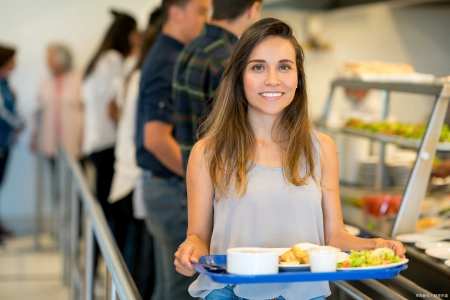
[199,18,316,198]
[84,10,137,78]
[135,7,163,71]
[121,7,163,110]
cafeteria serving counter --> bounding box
[340,202,450,298]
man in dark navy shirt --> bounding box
[135,0,210,299]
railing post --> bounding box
[111,283,118,300]
[61,156,70,285]
[70,179,79,300]
[105,269,111,299]
[34,153,44,250]
[85,218,95,300]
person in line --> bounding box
[173,0,262,169]
[174,18,406,300]
[135,0,211,299]
[82,10,138,226]
[108,6,163,299]
[30,43,84,163]
[0,44,24,243]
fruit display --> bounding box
[345,119,450,142]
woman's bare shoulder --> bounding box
[190,138,212,162]
[317,131,337,159]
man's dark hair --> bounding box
[212,0,262,21]
[161,0,191,25]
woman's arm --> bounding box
[174,139,215,276]
[318,132,405,257]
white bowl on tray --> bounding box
[227,247,279,275]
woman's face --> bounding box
[243,37,298,119]
[129,27,142,49]
[46,47,61,74]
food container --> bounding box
[227,247,279,275]
[363,194,402,216]
[307,246,340,272]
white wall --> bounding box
[1,1,450,233]
[305,3,450,122]
[0,0,160,233]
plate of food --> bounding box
[337,248,408,271]
[277,243,349,271]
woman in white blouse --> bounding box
[82,10,139,225]
[107,10,162,295]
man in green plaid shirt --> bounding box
[173,0,262,168]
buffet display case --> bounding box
[318,78,450,237]
[317,78,450,296]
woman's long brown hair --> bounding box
[199,18,317,199]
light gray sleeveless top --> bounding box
[189,132,331,300]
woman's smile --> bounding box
[259,91,284,101]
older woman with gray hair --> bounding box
[30,43,84,161]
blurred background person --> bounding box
[108,6,162,299]
[343,87,381,121]
[82,9,138,229]
[0,44,24,244]
[135,0,211,299]
[173,0,262,169]
[29,43,84,163]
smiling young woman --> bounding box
[174,18,406,300]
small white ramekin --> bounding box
[307,246,340,272]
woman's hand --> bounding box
[174,238,208,276]
[374,238,406,258]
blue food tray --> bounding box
[193,255,408,284]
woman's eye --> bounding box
[280,65,291,71]
[252,65,264,71]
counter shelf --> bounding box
[318,78,450,237]
[317,125,450,152]
[193,255,407,284]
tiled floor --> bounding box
[0,234,70,300]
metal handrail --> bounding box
[57,147,141,300]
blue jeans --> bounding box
[142,171,194,300]
[204,285,326,300]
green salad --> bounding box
[337,248,402,268]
